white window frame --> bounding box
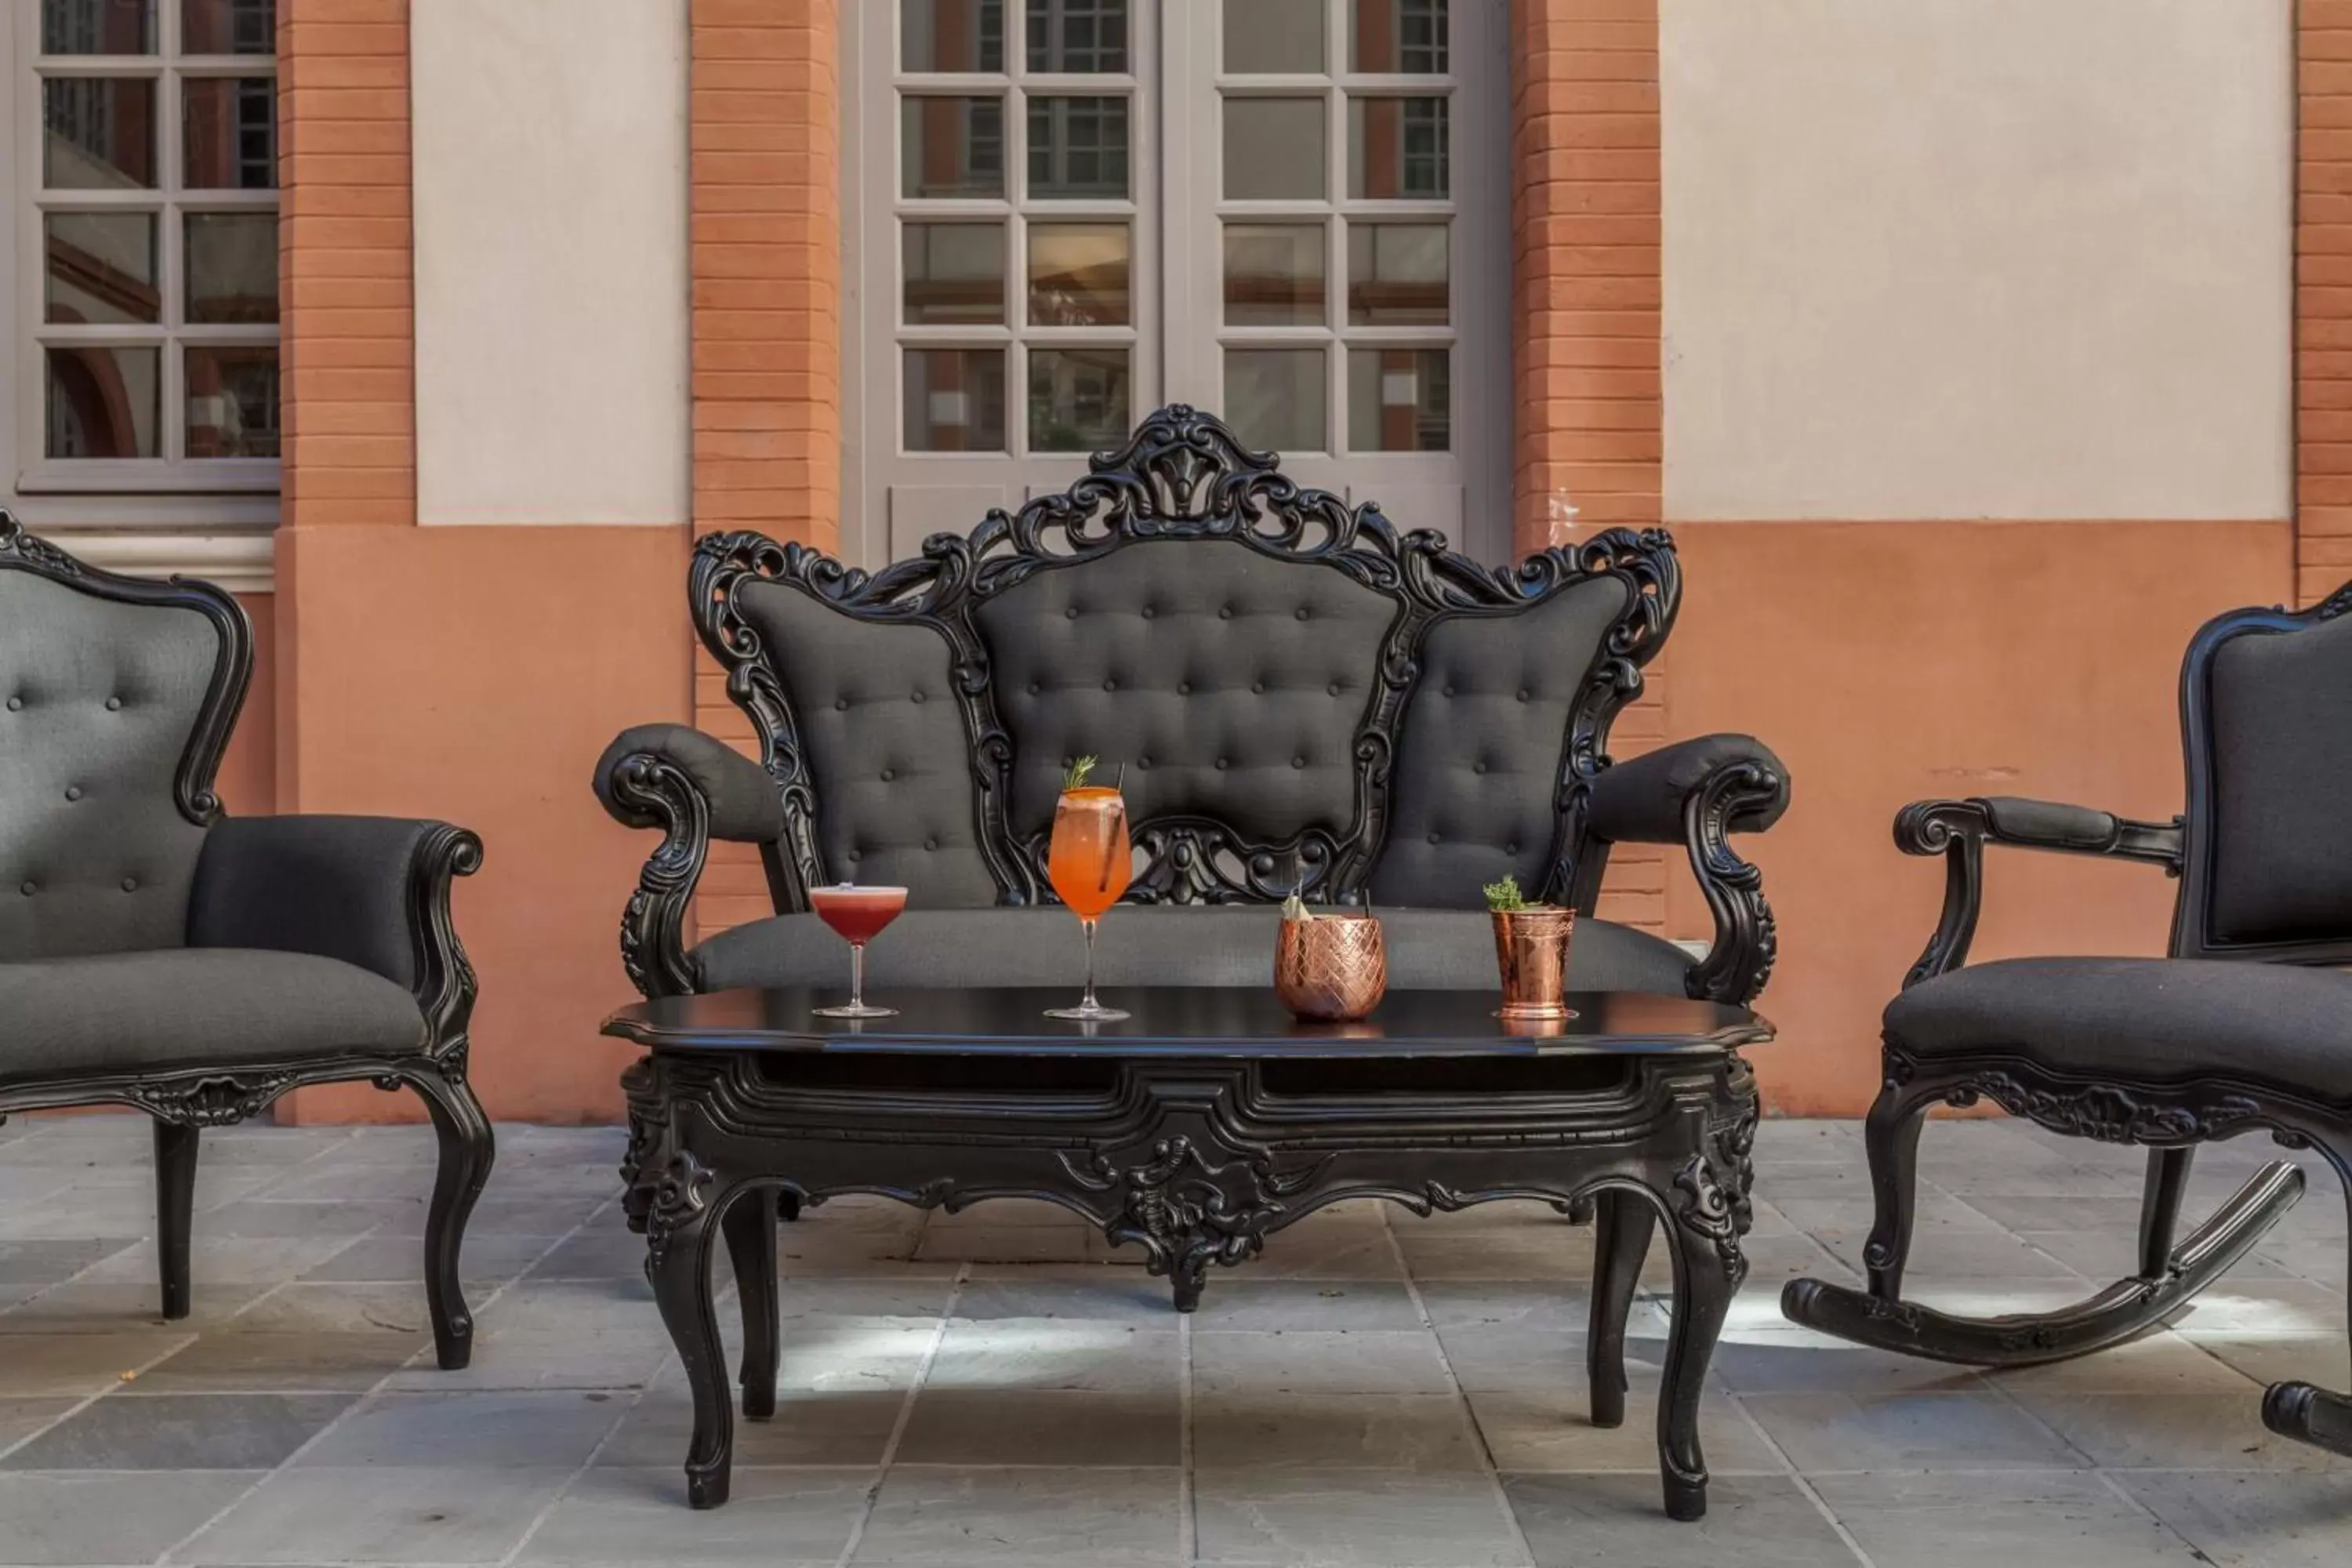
[846,1,1508,570]
[0,0,279,539]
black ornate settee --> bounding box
[0,516,491,1368]
[595,407,1790,1008]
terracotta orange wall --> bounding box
[1659,521,2294,1113]
[273,0,691,1123]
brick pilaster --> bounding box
[2303,0,2352,603]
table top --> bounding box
[603,986,1769,1060]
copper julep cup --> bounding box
[1274,913,1388,1022]
[1492,906,1576,1022]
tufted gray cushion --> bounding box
[1371,579,1632,907]
[0,572,220,961]
[2205,614,2352,945]
[0,947,426,1083]
[1886,955,2352,1102]
[731,580,998,904]
[693,904,1695,996]
[975,540,1396,843]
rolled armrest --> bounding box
[593,724,783,844]
[1893,796,2183,989]
[190,815,483,1040]
[1588,734,1790,846]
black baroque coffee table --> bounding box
[603,985,1768,1519]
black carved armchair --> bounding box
[0,517,492,1369]
[1783,584,2352,1460]
[594,405,1789,1014]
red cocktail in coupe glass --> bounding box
[808,884,907,1018]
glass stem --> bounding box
[1080,917,1100,1011]
[849,942,866,1011]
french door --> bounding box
[846,1,1508,567]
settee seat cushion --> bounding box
[0,948,427,1083]
[1886,956,2352,1102]
[692,906,1695,997]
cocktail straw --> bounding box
[1100,763,1127,894]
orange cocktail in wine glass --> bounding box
[1045,757,1131,1022]
[808,883,907,1018]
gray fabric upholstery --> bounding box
[731,581,998,903]
[0,948,426,1083]
[1886,956,2352,1102]
[1587,734,1790,846]
[693,904,1696,996]
[2205,615,2352,945]
[1372,580,1631,906]
[190,816,443,990]
[0,571,219,961]
[975,540,1397,843]
[1977,797,2119,851]
[593,724,785,844]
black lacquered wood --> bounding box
[615,983,1766,1521]
[605,985,1768,1059]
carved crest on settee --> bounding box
[688,405,1681,909]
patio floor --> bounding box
[0,1113,2346,1566]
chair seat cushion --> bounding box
[692,905,1696,996]
[1886,956,2352,1101]
[0,948,428,1084]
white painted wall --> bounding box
[1661,0,2292,521]
[412,0,689,526]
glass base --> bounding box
[1045,1002,1130,1022]
[813,1002,899,1018]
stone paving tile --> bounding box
[1507,1472,1855,1566]
[127,1330,432,1393]
[1194,1467,1531,1566]
[517,1465,874,1566]
[896,1388,1181,1465]
[0,1329,192,1396]
[2107,1469,2352,1566]
[1,1391,353,1470]
[293,1390,627,1469]
[0,1469,264,1566]
[178,1465,578,1564]
[1809,1470,2209,1567]
[851,1465,1180,1566]
[1738,1389,2095,1471]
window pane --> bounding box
[1225,348,1325,451]
[1224,98,1325,201]
[1346,222,1446,325]
[1027,0,1127,73]
[187,345,278,457]
[901,96,1005,198]
[1029,347,1131,451]
[1224,223,1326,326]
[42,0,154,54]
[183,0,275,53]
[1027,96,1128,198]
[905,348,1007,451]
[1351,0,1447,74]
[183,77,277,189]
[901,0,1004,71]
[1028,223,1129,326]
[1348,95,1447,199]
[1225,0,1323,73]
[43,78,157,189]
[45,345,159,459]
[186,212,278,323]
[45,212,158,325]
[902,222,1005,325]
[1348,347,1448,452]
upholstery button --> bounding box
[1028,681,1042,695]
[1290,757,1305,769]
[834,698,849,711]
[1214,758,1229,771]
[16,880,32,896]
[4,697,18,712]
[1427,832,1442,845]
[1472,762,1487,775]
[120,877,137,893]
[1103,678,1117,692]
[1141,605,1156,619]
[1065,606,1080,619]
[64,786,82,801]
[1442,684,1456,698]
[847,850,862,862]
[1516,688,1530,702]
[910,690,926,704]
[1137,756,1151,769]
[924,837,938,851]
[103,696,122,711]
[1178,681,1192,695]
[1294,607,1310,621]
[880,768,896,782]
[1250,681,1265,695]
[1327,681,1342,696]
[1218,605,1233,620]
[1506,842,1520,855]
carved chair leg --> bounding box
[408,1068,495,1370]
[2263,1141,2352,1457]
[1658,1188,1736,1523]
[2139,1148,2194,1279]
[153,1120,199,1320]
[1587,1189,1655,1429]
[720,1188,779,1420]
[647,1179,734,1508]
[1860,1080,1936,1301]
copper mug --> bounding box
[1492,906,1575,1022]
[1274,913,1388,1022]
